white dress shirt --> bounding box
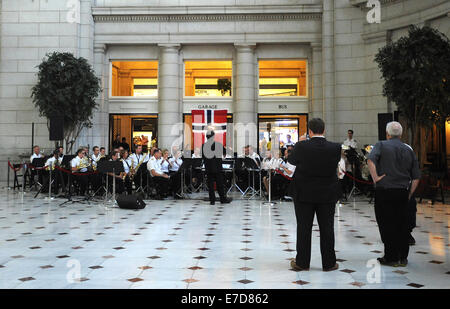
[71,156,87,173]
[45,156,62,170]
[169,157,183,172]
[147,156,163,176]
[280,161,296,177]
[159,158,170,174]
[343,138,358,149]
[122,157,132,174]
[30,153,43,162]
[130,152,149,171]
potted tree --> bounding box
[31,52,101,153]
[375,26,450,167]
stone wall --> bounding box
[0,0,95,182]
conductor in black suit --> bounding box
[202,129,232,205]
[288,118,341,272]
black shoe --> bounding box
[290,259,309,271]
[408,234,416,246]
[210,200,215,205]
[323,263,339,272]
[220,197,232,204]
[398,259,408,267]
[377,257,399,267]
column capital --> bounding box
[158,43,181,51]
[234,43,256,52]
[94,43,107,54]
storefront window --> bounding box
[111,61,158,97]
[258,60,307,97]
[185,61,232,97]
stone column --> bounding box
[91,43,108,150]
[234,44,257,154]
[158,44,181,150]
[311,42,324,120]
[322,0,336,141]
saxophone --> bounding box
[129,157,136,180]
[132,153,147,178]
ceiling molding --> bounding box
[93,13,322,23]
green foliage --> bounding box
[217,78,231,96]
[31,52,101,152]
[375,26,450,130]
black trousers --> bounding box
[408,196,417,233]
[206,171,225,202]
[271,174,290,199]
[169,171,181,195]
[294,197,336,269]
[374,188,410,261]
[153,176,169,197]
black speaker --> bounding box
[378,113,393,141]
[49,116,64,141]
[116,193,146,210]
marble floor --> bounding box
[0,188,448,289]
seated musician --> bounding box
[99,147,106,159]
[147,148,170,200]
[271,149,296,200]
[192,147,202,158]
[120,149,133,194]
[168,150,183,198]
[42,149,63,195]
[262,150,280,196]
[191,147,203,189]
[159,149,171,175]
[106,150,127,194]
[129,145,150,189]
[30,145,44,186]
[71,148,91,196]
[237,145,261,191]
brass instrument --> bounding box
[129,158,136,180]
[131,153,147,179]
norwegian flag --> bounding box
[192,109,227,149]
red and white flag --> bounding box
[192,109,227,149]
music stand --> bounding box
[31,158,45,191]
[243,157,259,198]
[228,158,245,195]
[97,160,124,208]
[190,158,203,193]
[178,159,192,199]
[59,155,75,196]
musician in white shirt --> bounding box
[120,149,132,194]
[91,146,101,169]
[147,148,170,199]
[70,148,90,195]
[168,150,183,198]
[130,144,150,189]
[192,147,201,158]
[30,145,43,162]
[41,149,63,194]
[159,149,171,175]
[268,149,296,200]
[338,148,347,202]
[169,150,183,172]
[343,129,358,149]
